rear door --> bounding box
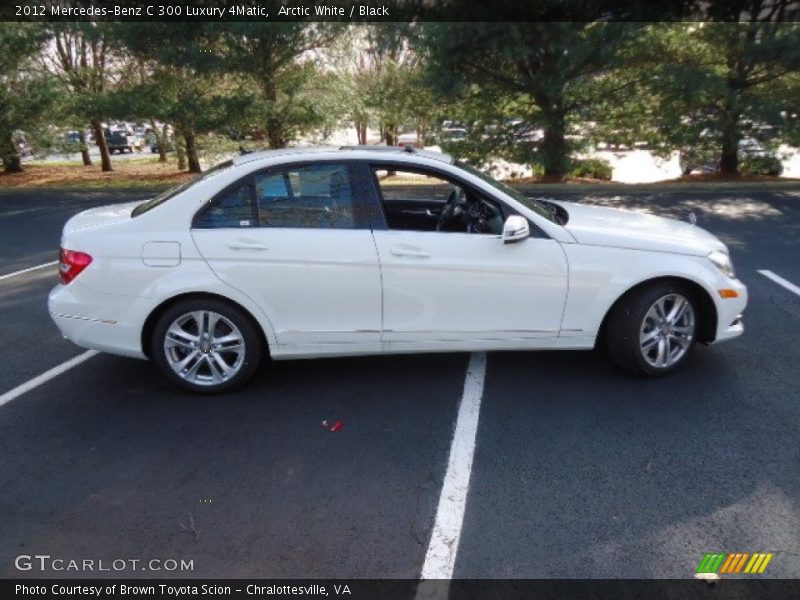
[191,162,382,355]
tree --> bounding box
[361,23,422,147]
[221,22,340,149]
[43,23,127,172]
[0,24,53,173]
[114,23,254,173]
[422,22,643,179]
[641,19,800,176]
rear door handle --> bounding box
[390,246,431,258]
[227,241,268,251]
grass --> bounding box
[0,159,193,191]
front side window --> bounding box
[372,166,505,234]
[255,163,356,229]
[455,161,555,223]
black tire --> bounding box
[150,298,263,394]
[605,281,699,376]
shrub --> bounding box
[570,157,613,180]
[739,154,783,176]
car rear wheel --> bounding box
[151,299,263,393]
[606,282,699,376]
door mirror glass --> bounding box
[502,215,530,244]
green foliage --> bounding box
[610,21,800,175]
[6,17,800,180]
[421,22,644,178]
[570,158,613,180]
[217,22,342,148]
[0,24,54,172]
[739,154,783,176]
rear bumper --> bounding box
[48,283,148,359]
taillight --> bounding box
[59,248,92,284]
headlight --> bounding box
[708,249,736,278]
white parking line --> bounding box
[758,270,800,298]
[0,261,58,282]
[420,352,487,581]
[0,350,98,408]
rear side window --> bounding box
[193,183,256,228]
[133,159,234,218]
[255,163,356,229]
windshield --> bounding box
[131,160,235,217]
[455,161,555,222]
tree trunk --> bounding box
[355,121,367,145]
[418,120,428,147]
[79,130,92,166]
[385,125,397,147]
[159,124,168,163]
[262,78,287,149]
[539,105,568,181]
[1,138,22,173]
[267,117,286,149]
[719,98,741,177]
[184,129,201,173]
[175,132,186,171]
[90,119,112,172]
[150,119,168,163]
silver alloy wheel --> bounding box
[163,310,246,386]
[639,293,695,369]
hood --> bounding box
[555,200,727,256]
[63,201,140,234]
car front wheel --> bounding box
[151,299,263,393]
[606,282,699,376]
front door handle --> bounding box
[227,241,268,251]
[390,246,431,258]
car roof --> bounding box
[232,145,454,167]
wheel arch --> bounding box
[595,275,718,348]
[141,291,271,359]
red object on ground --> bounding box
[330,421,343,432]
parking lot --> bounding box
[0,185,798,580]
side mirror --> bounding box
[502,215,530,244]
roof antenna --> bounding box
[403,145,416,153]
[239,146,252,155]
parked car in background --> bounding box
[150,140,174,154]
[440,127,468,143]
[50,146,747,393]
[106,131,142,154]
[680,138,783,176]
[61,130,84,153]
[397,133,422,148]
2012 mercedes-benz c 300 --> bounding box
[49,146,747,393]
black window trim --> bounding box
[192,160,371,231]
[361,160,550,239]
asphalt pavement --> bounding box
[0,184,798,582]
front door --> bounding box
[367,164,568,348]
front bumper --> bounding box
[711,277,748,343]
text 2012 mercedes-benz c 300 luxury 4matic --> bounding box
[49,146,747,393]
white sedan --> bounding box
[49,146,747,393]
